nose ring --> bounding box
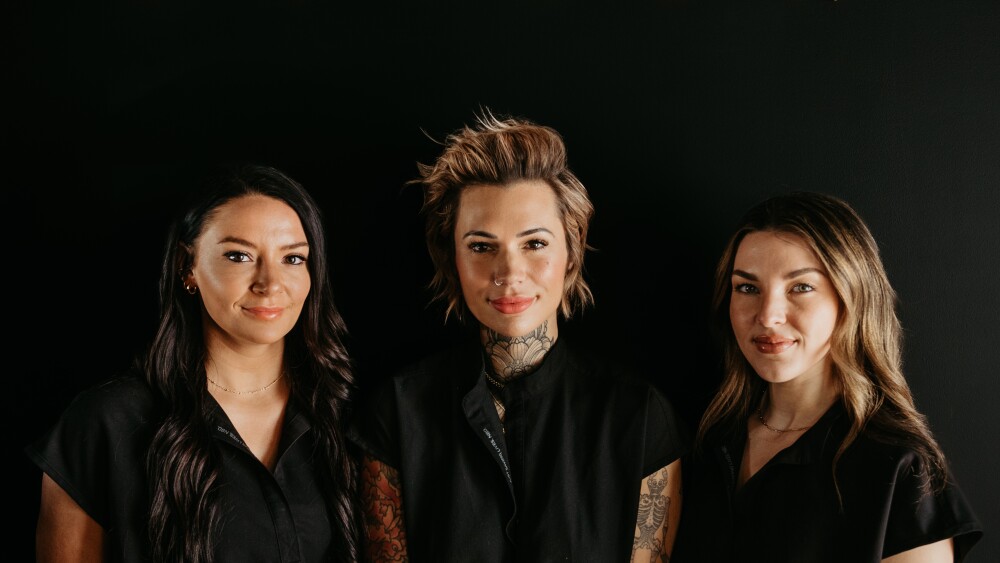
[494,277,504,287]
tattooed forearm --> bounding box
[361,455,409,562]
[631,467,671,563]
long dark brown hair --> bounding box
[142,163,360,562]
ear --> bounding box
[176,243,195,283]
[180,269,196,288]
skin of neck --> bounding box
[203,333,286,391]
[480,320,558,384]
[763,363,840,428]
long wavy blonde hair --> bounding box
[697,191,947,497]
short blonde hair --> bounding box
[413,111,595,322]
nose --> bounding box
[757,290,787,327]
[494,248,526,286]
[251,261,283,295]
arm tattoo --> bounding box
[632,467,671,562]
[361,456,409,562]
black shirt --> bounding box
[25,375,339,562]
[348,338,689,563]
[672,403,983,563]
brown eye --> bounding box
[223,251,252,263]
[468,242,492,253]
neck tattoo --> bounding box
[207,371,284,395]
[482,322,554,387]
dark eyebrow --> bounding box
[786,267,824,279]
[732,267,824,281]
[461,227,554,240]
[217,236,309,251]
[461,230,496,240]
[518,227,554,238]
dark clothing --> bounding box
[673,403,983,563]
[26,375,338,563]
[348,338,689,563]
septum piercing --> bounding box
[493,278,504,286]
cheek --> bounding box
[198,268,239,297]
[729,300,752,333]
[454,255,478,287]
[295,278,312,300]
[810,306,839,345]
[537,255,567,283]
[457,250,497,279]
[287,271,312,300]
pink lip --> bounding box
[245,307,283,320]
[490,296,534,315]
[752,335,796,354]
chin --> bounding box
[754,369,802,385]
[485,319,533,339]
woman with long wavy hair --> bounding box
[673,191,982,562]
[28,163,361,562]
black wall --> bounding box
[15,1,997,560]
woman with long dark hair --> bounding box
[28,163,361,562]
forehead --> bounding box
[733,230,822,270]
[455,180,563,230]
[200,195,304,236]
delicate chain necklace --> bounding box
[207,371,284,395]
[485,370,506,390]
[757,408,812,433]
[491,393,507,427]
[481,367,507,431]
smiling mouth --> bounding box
[752,337,796,354]
[490,297,533,315]
[245,307,283,319]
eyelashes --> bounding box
[224,250,252,263]
[731,282,817,295]
[222,250,308,265]
[467,239,550,254]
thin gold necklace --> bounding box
[757,408,812,433]
[485,370,506,390]
[207,371,284,395]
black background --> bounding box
[14,1,998,560]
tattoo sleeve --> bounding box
[631,465,675,563]
[360,454,409,562]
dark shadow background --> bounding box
[13,0,997,560]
